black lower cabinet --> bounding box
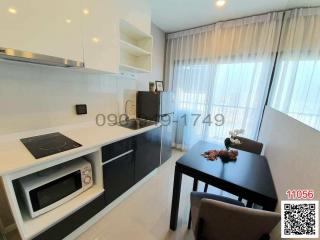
[103,151,134,205]
[134,127,161,183]
[33,193,105,240]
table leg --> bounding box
[262,201,277,212]
[170,166,182,230]
[204,183,208,193]
[246,201,253,208]
[188,178,199,229]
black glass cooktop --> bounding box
[20,132,82,159]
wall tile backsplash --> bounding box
[0,61,138,135]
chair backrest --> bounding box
[231,137,263,155]
[194,199,280,240]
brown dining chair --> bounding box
[230,136,263,155]
[190,192,280,240]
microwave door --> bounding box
[29,170,82,214]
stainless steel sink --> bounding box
[118,118,156,130]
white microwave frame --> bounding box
[19,158,93,218]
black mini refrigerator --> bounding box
[137,91,174,164]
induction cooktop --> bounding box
[20,132,82,159]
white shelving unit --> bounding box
[119,20,152,73]
[3,149,104,240]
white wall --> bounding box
[258,106,320,239]
[136,23,166,91]
[0,61,136,135]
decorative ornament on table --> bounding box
[202,150,219,160]
[202,149,239,162]
[218,149,239,162]
[202,129,244,162]
[224,129,244,150]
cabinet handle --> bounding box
[103,149,134,165]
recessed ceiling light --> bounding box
[8,7,17,14]
[65,19,72,24]
[216,0,226,7]
[83,9,90,15]
[92,37,101,43]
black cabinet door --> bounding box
[103,151,134,205]
[33,193,105,240]
[102,137,134,162]
[134,127,161,183]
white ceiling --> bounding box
[151,0,320,32]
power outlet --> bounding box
[75,104,87,115]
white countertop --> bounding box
[0,122,161,176]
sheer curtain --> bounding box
[269,8,320,131]
[165,12,283,149]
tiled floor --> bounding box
[2,230,20,240]
[77,150,196,240]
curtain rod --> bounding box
[166,5,320,35]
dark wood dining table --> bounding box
[170,140,278,230]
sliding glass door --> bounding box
[172,59,273,148]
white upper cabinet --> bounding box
[0,0,152,73]
[81,0,151,74]
[81,0,119,73]
[116,0,151,35]
[0,0,83,62]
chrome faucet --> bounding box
[125,99,133,116]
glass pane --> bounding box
[270,59,320,131]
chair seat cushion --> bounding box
[190,192,245,233]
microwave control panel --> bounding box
[82,166,93,187]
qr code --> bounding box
[281,201,319,238]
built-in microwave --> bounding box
[19,158,93,218]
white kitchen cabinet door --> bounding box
[0,0,83,62]
[82,0,119,73]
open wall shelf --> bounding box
[119,20,152,73]
[119,63,150,73]
[120,40,151,56]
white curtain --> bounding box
[165,12,283,149]
[269,8,320,131]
